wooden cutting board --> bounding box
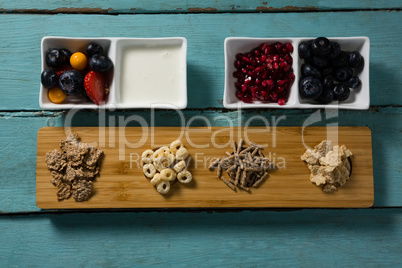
[36,126,373,209]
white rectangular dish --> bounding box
[223,37,370,109]
[40,37,187,110]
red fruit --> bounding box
[55,65,73,77]
[278,98,286,106]
[84,71,106,105]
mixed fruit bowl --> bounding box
[40,37,115,109]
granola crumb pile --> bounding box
[301,140,353,192]
[45,133,103,201]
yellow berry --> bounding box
[48,86,67,104]
[70,52,87,71]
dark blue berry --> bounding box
[323,75,335,89]
[333,83,350,101]
[301,63,322,78]
[46,48,67,68]
[60,49,72,64]
[318,86,335,104]
[311,37,331,56]
[331,51,348,68]
[312,56,328,68]
[348,51,363,68]
[335,66,353,82]
[346,76,361,89]
[321,66,334,77]
[89,54,113,72]
[298,41,312,60]
[59,70,83,95]
[299,76,323,100]
[328,42,341,59]
[41,69,58,88]
[86,42,104,57]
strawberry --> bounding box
[84,71,106,105]
[55,65,73,77]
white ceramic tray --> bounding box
[223,37,370,109]
[40,37,187,110]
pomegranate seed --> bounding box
[276,80,285,86]
[284,43,294,53]
[241,96,252,103]
[271,92,278,101]
[277,86,285,92]
[274,42,282,51]
[260,43,268,51]
[236,53,243,60]
[273,62,279,70]
[264,47,272,55]
[242,56,250,64]
[278,98,286,106]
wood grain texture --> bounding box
[0,0,400,13]
[1,209,402,267]
[36,126,373,209]
[1,108,401,213]
[0,11,402,110]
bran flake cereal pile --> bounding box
[45,133,103,201]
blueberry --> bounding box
[321,66,334,77]
[299,76,323,100]
[311,37,331,56]
[298,41,312,60]
[348,51,363,68]
[46,48,67,68]
[41,69,58,88]
[312,56,328,68]
[323,75,335,89]
[60,48,72,64]
[346,76,361,89]
[318,86,335,104]
[328,42,341,59]
[89,54,113,72]
[335,66,353,82]
[86,42,104,57]
[59,70,83,95]
[301,63,322,78]
[333,83,350,101]
[331,51,348,68]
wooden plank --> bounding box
[0,108,400,213]
[36,126,373,208]
[0,12,401,110]
[0,209,401,267]
[0,0,400,13]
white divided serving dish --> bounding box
[40,37,187,110]
[223,37,370,109]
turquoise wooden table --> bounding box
[1,1,401,266]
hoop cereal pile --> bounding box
[141,140,192,194]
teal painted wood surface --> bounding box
[0,2,401,267]
[0,0,400,13]
[0,11,401,110]
[1,209,402,267]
